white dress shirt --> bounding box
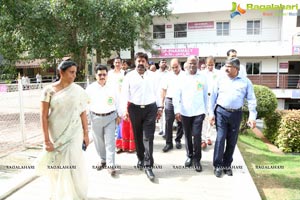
[173,72,208,117]
[86,81,120,115]
[162,70,185,98]
[201,69,220,94]
[121,70,162,115]
[108,69,125,93]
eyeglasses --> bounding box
[97,73,107,77]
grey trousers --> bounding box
[90,111,117,167]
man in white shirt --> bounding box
[201,56,220,149]
[156,59,169,137]
[121,52,163,181]
[221,49,247,77]
[108,57,125,93]
[161,58,184,152]
[36,72,42,89]
[86,65,121,176]
[173,56,208,172]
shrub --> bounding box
[241,85,278,133]
[263,110,283,143]
[275,110,300,153]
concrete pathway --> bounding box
[2,127,261,200]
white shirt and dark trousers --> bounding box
[162,71,184,151]
[121,70,162,174]
[174,72,208,172]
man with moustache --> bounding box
[86,65,121,176]
[173,56,208,172]
[121,52,163,181]
[209,57,257,178]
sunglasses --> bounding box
[97,73,107,77]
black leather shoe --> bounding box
[194,161,202,172]
[137,160,144,170]
[214,168,222,178]
[223,169,233,176]
[185,158,193,167]
[158,131,164,135]
[162,144,173,152]
[145,168,155,181]
[175,141,182,149]
[97,162,106,171]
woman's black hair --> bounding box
[55,60,78,81]
[57,60,78,71]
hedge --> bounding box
[275,110,300,153]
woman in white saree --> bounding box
[36,60,89,200]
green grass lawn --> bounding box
[238,131,300,200]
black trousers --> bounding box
[128,102,157,167]
[165,98,184,145]
[181,114,205,161]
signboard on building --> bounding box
[166,24,172,29]
[152,48,199,58]
[279,63,288,69]
[188,21,214,29]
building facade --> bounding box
[121,0,300,109]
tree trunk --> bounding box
[72,46,87,81]
[130,42,135,65]
[96,48,102,64]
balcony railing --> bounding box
[248,74,300,89]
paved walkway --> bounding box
[1,127,261,200]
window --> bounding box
[216,22,229,36]
[174,23,187,38]
[153,25,165,39]
[246,62,260,74]
[297,10,300,27]
[247,20,261,35]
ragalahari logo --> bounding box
[230,2,246,18]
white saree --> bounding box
[35,83,89,200]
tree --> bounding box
[0,0,171,80]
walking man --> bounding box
[121,52,163,181]
[86,65,121,176]
[209,57,257,178]
[161,58,184,152]
[173,55,208,172]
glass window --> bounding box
[246,62,260,74]
[174,23,187,38]
[216,22,229,36]
[247,20,261,35]
[153,25,165,39]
